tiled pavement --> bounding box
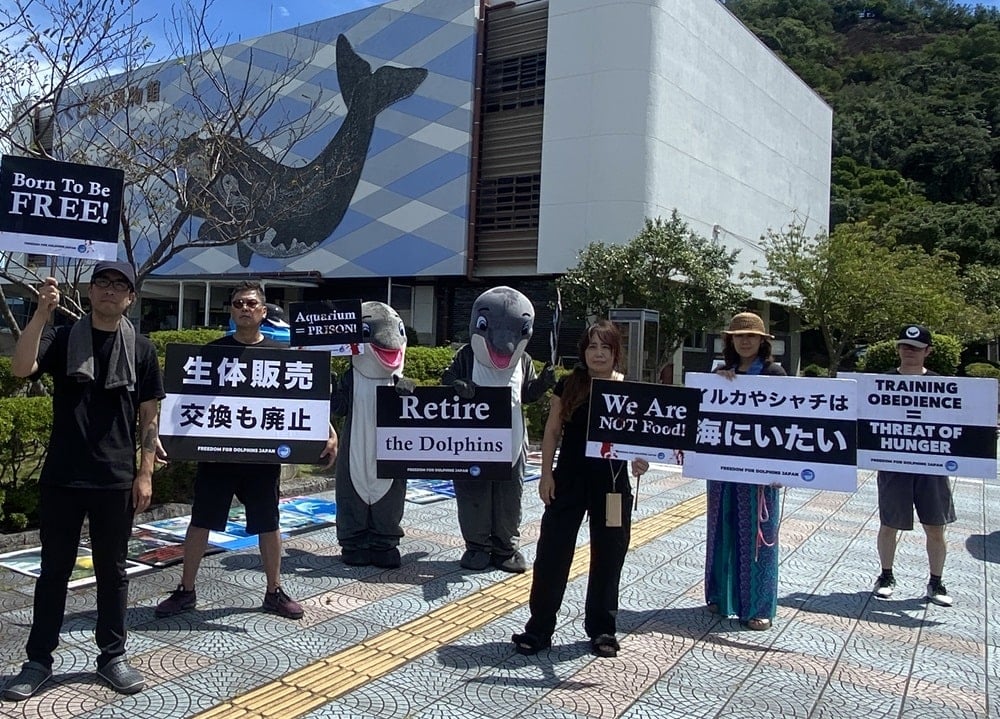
[0,467,996,718]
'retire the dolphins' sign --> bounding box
[0,155,124,261]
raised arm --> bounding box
[12,278,60,377]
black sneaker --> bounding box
[154,585,197,618]
[3,661,52,701]
[263,586,304,620]
[97,656,144,695]
[873,574,895,599]
[926,581,953,607]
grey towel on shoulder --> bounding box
[67,314,137,391]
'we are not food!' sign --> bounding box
[0,155,124,261]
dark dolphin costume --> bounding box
[331,302,410,568]
[441,286,555,572]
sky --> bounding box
[131,0,1000,52]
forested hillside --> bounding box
[725,0,1000,266]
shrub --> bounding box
[148,328,226,356]
[403,346,455,382]
[151,460,198,506]
[0,357,28,397]
[858,333,962,375]
[0,396,53,529]
[801,363,829,377]
[965,362,1000,379]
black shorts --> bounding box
[877,471,956,530]
[190,464,280,534]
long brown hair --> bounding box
[559,320,623,422]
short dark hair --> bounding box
[230,281,266,303]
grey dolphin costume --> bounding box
[441,287,555,572]
[331,302,411,569]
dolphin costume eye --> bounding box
[398,320,405,337]
[522,318,532,336]
[362,321,371,340]
[476,315,488,331]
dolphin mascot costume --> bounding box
[441,287,555,572]
[332,302,413,568]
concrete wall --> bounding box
[536,0,832,288]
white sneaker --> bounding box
[873,575,895,599]
[926,581,953,607]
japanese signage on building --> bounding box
[683,373,859,492]
[160,343,331,464]
[585,379,700,461]
[376,386,513,480]
[0,155,124,260]
[840,372,998,479]
[289,299,364,355]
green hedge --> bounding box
[0,396,53,529]
[148,328,225,355]
[965,362,1000,379]
[858,333,962,375]
[801,363,829,377]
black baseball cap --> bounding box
[92,260,136,290]
[896,324,932,348]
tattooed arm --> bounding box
[133,399,160,514]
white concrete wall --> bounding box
[536,0,832,288]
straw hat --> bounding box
[722,312,773,339]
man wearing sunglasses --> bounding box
[154,281,337,621]
[5,261,165,700]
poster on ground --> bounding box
[840,372,998,479]
[0,546,148,588]
[0,155,124,261]
[683,373,859,492]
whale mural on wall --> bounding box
[176,34,428,267]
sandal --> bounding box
[746,618,772,631]
[511,632,550,655]
[590,633,620,658]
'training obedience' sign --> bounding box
[840,372,998,480]
[376,386,513,480]
[0,155,124,261]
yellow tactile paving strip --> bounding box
[193,493,707,719]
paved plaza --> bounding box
[0,467,996,718]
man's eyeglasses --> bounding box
[92,276,131,292]
[231,298,261,310]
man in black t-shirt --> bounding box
[4,261,165,701]
[872,324,956,607]
[154,281,337,621]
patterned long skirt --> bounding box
[704,480,781,621]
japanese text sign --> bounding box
[683,373,859,491]
[159,343,331,464]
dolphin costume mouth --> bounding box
[372,345,404,371]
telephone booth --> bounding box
[609,308,660,383]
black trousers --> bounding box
[26,485,133,669]
[524,471,632,641]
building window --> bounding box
[477,174,541,231]
[684,330,707,351]
[483,52,545,112]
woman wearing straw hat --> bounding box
[705,312,786,631]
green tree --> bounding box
[557,213,749,358]
[744,221,974,375]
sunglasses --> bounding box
[231,298,261,310]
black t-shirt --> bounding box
[553,373,627,480]
[36,323,165,490]
[195,334,284,482]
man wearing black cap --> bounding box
[872,324,956,607]
[4,261,165,700]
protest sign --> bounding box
[840,372,998,479]
[585,378,700,461]
[684,373,859,491]
[376,385,513,480]
[289,299,364,355]
[0,155,124,260]
[159,343,331,464]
